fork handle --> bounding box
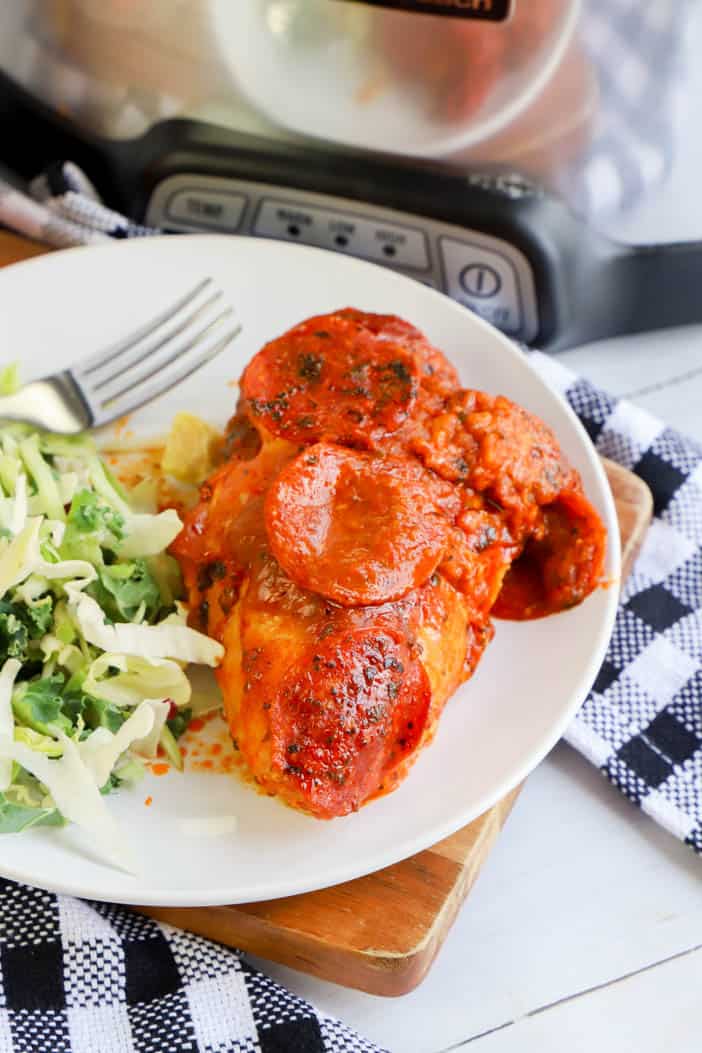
[0,376,89,434]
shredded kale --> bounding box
[11,674,71,735]
[68,489,125,541]
[0,596,54,666]
[87,559,163,624]
[166,706,192,741]
[0,795,63,833]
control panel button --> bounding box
[439,236,523,335]
[254,199,430,271]
[459,263,502,299]
[166,188,247,231]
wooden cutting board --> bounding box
[0,232,653,996]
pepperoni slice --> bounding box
[241,312,420,446]
[270,627,431,818]
[336,308,459,398]
[265,443,460,607]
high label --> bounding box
[334,0,512,21]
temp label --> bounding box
[333,0,513,21]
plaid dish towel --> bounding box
[0,883,385,1053]
[532,352,702,855]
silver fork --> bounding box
[0,278,241,433]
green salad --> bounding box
[0,424,222,870]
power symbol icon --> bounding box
[459,263,502,299]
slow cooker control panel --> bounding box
[146,174,539,342]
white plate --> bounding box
[0,235,619,906]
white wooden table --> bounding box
[247,13,702,1051]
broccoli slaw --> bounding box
[0,423,223,871]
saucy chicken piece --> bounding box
[224,565,431,818]
[215,554,482,818]
[493,488,607,619]
[440,506,518,618]
[172,436,298,639]
[175,452,477,818]
[173,444,485,817]
[411,389,576,514]
[223,404,262,463]
[408,386,606,617]
[171,308,607,817]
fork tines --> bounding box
[73,278,241,425]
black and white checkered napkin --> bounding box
[532,352,702,854]
[0,881,386,1053]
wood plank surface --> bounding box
[0,232,654,997]
[0,230,50,267]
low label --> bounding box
[333,0,512,21]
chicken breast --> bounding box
[171,309,606,818]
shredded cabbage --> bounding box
[19,435,65,522]
[187,665,224,718]
[0,734,136,873]
[118,509,182,559]
[0,518,42,598]
[82,653,192,708]
[131,699,171,759]
[9,472,27,536]
[0,659,21,791]
[68,590,223,666]
[77,702,155,789]
[0,423,224,871]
